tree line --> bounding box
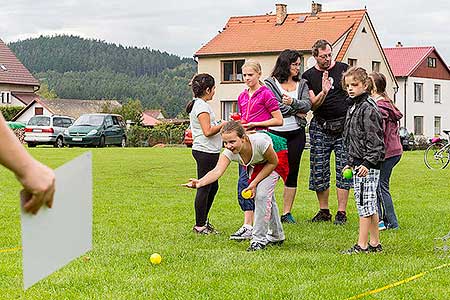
[9,35,196,118]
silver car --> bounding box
[25,115,75,148]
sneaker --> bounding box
[281,212,297,224]
[368,243,383,253]
[334,211,347,225]
[267,239,285,246]
[341,244,368,254]
[246,242,266,252]
[311,210,332,222]
[378,221,386,231]
[192,226,211,235]
[230,226,253,240]
[206,221,219,234]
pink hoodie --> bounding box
[238,86,279,129]
[376,97,403,159]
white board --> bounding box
[21,152,92,290]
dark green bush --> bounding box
[0,106,24,121]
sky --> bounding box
[1,0,450,64]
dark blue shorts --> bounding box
[237,165,255,211]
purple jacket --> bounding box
[376,97,403,159]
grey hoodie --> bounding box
[264,77,311,128]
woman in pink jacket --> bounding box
[370,72,403,230]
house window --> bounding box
[434,84,441,103]
[221,60,245,82]
[414,116,423,135]
[348,58,357,67]
[372,61,381,72]
[35,107,44,115]
[1,91,11,104]
[221,100,238,120]
[434,116,441,136]
[414,83,423,102]
[428,57,436,68]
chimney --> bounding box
[396,41,403,48]
[311,2,322,16]
[275,3,287,25]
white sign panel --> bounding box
[21,152,92,289]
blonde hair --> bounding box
[242,59,264,86]
[242,59,262,75]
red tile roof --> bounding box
[0,39,39,87]
[195,9,366,59]
[11,91,39,105]
[142,113,161,127]
[383,47,436,77]
[143,109,164,119]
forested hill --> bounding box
[9,35,196,117]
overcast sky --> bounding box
[1,0,449,64]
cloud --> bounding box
[0,0,449,63]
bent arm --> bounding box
[290,81,312,113]
[310,90,327,111]
[248,110,283,129]
[248,145,278,188]
[198,112,224,137]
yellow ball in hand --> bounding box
[150,253,162,265]
[241,189,252,199]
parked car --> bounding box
[24,115,75,148]
[64,114,127,147]
[399,127,415,151]
[183,127,193,147]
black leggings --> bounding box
[269,128,306,187]
[192,150,220,226]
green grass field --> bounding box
[1,148,449,299]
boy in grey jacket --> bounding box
[341,67,385,254]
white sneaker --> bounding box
[230,226,253,240]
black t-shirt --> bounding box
[302,61,349,120]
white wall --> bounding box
[344,16,397,95]
[396,76,450,138]
[15,102,52,124]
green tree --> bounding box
[36,82,58,99]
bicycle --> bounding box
[424,130,450,169]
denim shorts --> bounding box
[237,165,255,211]
[309,118,352,192]
[354,169,380,217]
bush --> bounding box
[414,135,429,150]
[0,106,24,121]
[126,126,151,147]
[148,123,188,146]
[126,122,188,147]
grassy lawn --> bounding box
[0,147,449,299]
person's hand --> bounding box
[243,122,257,131]
[355,165,369,177]
[247,183,257,199]
[18,161,55,215]
[295,112,307,118]
[322,71,332,94]
[182,179,200,189]
[282,94,293,106]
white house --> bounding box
[194,3,397,120]
[384,44,450,138]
